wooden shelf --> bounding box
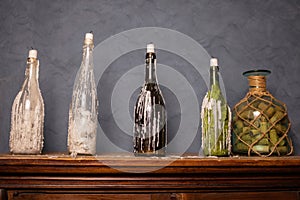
[0,154,300,199]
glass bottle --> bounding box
[68,33,98,156]
[133,43,167,156]
[201,58,231,156]
[10,49,44,154]
[232,70,293,156]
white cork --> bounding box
[28,49,37,58]
[85,33,93,40]
[210,58,218,66]
[147,43,155,53]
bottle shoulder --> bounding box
[143,82,160,90]
[210,83,226,100]
[73,68,96,87]
[136,83,165,105]
[143,83,164,96]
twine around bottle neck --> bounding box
[248,75,267,93]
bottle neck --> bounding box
[145,52,157,84]
[248,75,267,93]
[210,65,220,89]
[27,58,39,82]
[82,43,94,69]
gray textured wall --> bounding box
[0,0,299,155]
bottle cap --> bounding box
[84,32,94,45]
[210,58,218,66]
[28,49,38,58]
[85,32,93,40]
[147,43,155,53]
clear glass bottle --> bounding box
[68,33,98,156]
[10,49,44,154]
[201,58,231,156]
[232,70,293,156]
[133,43,167,156]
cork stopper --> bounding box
[210,58,218,66]
[147,43,155,53]
[84,32,93,45]
[28,49,38,59]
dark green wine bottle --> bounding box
[133,43,167,156]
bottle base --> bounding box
[134,149,166,157]
[69,150,96,158]
[10,150,42,155]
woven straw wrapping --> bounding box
[232,89,293,157]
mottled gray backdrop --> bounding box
[0,0,299,155]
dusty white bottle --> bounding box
[68,33,98,156]
[10,49,44,154]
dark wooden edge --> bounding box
[0,154,299,194]
[0,154,300,174]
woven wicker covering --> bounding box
[232,72,293,156]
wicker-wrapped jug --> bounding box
[232,70,293,156]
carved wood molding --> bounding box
[0,154,299,193]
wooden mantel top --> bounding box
[0,154,300,193]
[0,153,300,174]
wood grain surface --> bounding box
[0,154,299,199]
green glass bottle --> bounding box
[201,58,231,156]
